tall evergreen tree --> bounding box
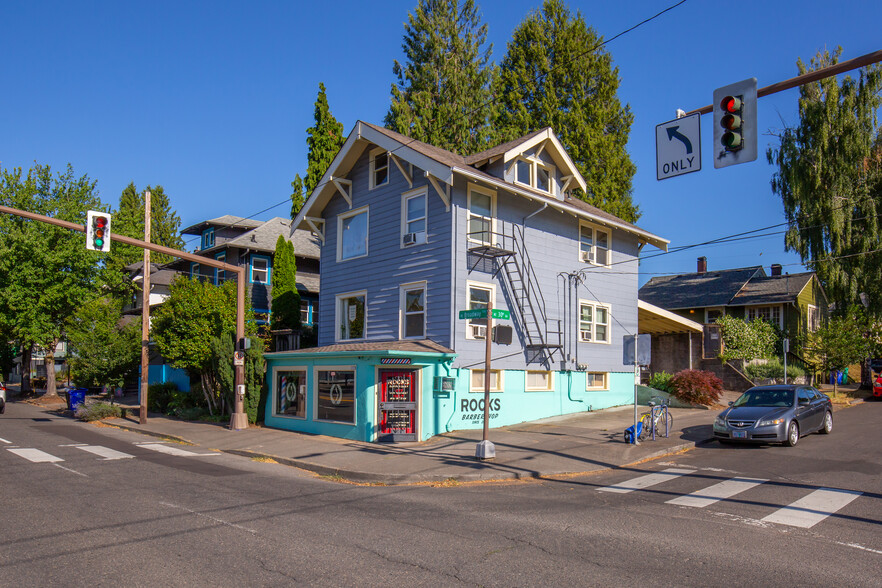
[270,235,300,333]
[385,0,496,155]
[290,83,346,218]
[767,48,882,315]
[111,183,185,266]
[495,0,638,222]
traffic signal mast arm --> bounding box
[685,49,882,116]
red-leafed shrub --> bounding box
[670,370,723,406]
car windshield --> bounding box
[733,389,793,408]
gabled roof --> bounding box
[194,218,320,259]
[639,266,765,310]
[293,121,668,251]
[730,272,817,306]
[181,215,263,235]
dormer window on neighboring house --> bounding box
[370,147,389,189]
[513,157,554,194]
[202,227,215,250]
[579,222,610,266]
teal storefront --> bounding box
[264,341,634,442]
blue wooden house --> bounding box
[264,122,668,442]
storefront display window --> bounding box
[316,370,355,423]
[276,370,306,418]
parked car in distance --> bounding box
[713,385,832,447]
[0,381,6,414]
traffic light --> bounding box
[86,210,111,252]
[713,78,757,169]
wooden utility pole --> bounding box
[139,190,151,424]
[475,309,496,460]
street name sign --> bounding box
[656,113,701,181]
[459,309,487,320]
[490,309,510,320]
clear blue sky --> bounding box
[1,1,879,285]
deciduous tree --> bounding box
[66,297,140,390]
[495,0,638,221]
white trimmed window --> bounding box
[370,147,389,189]
[747,305,782,328]
[467,184,495,245]
[807,304,820,332]
[336,291,366,341]
[466,281,494,340]
[579,222,610,266]
[513,157,554,194]
[401,187,427,246]
[400,282,426,339]
[337,205,369,261]
[470,369,502,392]
[250,255,270,284]
[586,372,608,390]
[579,300,611,344]
[526,370,553,391]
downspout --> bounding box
[523,202,547,225]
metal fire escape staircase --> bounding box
[468,223,562,364]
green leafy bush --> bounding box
[744,358,806,380]
[147,382,179,413]
[648,371,675,394]
[670,369,723,406]
[717,315,778,362]
[75,402,122,422]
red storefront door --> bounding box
[378,370,416,442]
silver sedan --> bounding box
[713,385,833,447]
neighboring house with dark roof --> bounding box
[170,216,321,329]
[639,256,828,358]
[263,121,668,443]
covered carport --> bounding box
[637,300,704,376]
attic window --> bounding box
[370,147,389,189]
[513,157,553,194]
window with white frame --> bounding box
[275,369,307,418]
[747,305,782,328]
[470,369,502,392]
[370,148,389,189]
[336,292,366,341]
[706,308,724,323]
[579,300,611,343]
[467,185,494,245]
[579,222,610,266]
[215,252,225,285]
[513,157,554,194]
[400,283,426,339]
[807,304,820,332]
[401,188,427,246]
[526,370,553,391]
[466,282,493,340]
[515,158,531,186]
[338,206,369,261]
[250,255,269,284]
[585,372,608,390]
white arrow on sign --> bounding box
[656,113,701,181]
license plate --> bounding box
[732,430,747,439]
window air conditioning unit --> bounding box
[580,330,592,342]
[580,250,594,263]
[470,324,487,339]
[403,232,417,245]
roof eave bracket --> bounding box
[391,154,413,188]
[425,172,450,212]
[305,217,325,245]
[331,177,353,209]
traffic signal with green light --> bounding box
[86,210,111,252]
[713,78,757,169]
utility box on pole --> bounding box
[713,78,758,169]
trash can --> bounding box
[67,388,87,411]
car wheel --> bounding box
[820,411,833,434]
[784,421,799,447]
[0,403,5,415]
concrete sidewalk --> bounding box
[101,400,725,484]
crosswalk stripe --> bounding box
[0,437,12,444]
[761,488,862,528]
[7,448,64,463]
[75,445,135,460]
[667,477,768,508]
[598,468,695,493]
[137,443,215,457]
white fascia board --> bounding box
[357,123,454,185]
[503,129,587,192]
[454,166,668,251]
[638,300,704,332]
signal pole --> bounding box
[140,190,151,424]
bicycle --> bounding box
[639,396,673,441]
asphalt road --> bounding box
[1,399,880,587]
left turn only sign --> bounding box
[656,113,701,181]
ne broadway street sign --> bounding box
[656,112,701,181]
[458,309,510,320]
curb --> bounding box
[103,421,196,446]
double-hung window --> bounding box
[579,300,611,343]
[250,255,270,284]
[747,305,781,328]
[400,282,426,339]
[466,281,493,340]
[807,304,820,332]
[467,185,494,245]
[337,291,366,341]
[401,188,427,246]
[579,222,610,266]
[338,206,369,261]
[370,148,389,189]
[214,252,226,285]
